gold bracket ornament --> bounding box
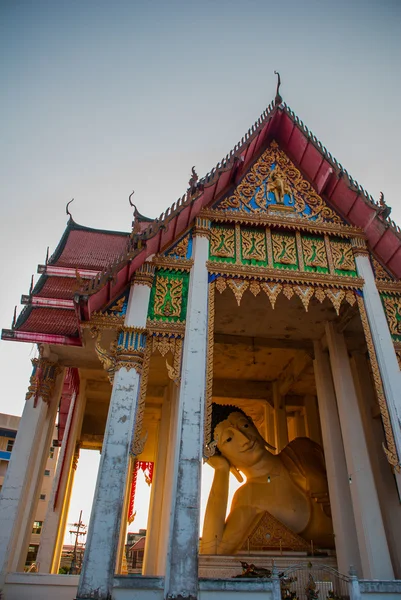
[130,341,152,457]
[357,295,401,471]
[151,334,183,386]
[91,326,146,383]
[26,358,62,406]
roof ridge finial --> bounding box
[66,198,74,220]
[274,71,282,106]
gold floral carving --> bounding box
[109,297,125,313]
[25,358,62,405]
[154,276,183,318]
[239,511,310,552]
[345,290,357,306]
[227,279,249,306]
[302,237,328,269]
[294,285,314,311]
[206,260,364,289]
[272,233,297,266]
[371,256,393,281]
[282,285,294,300]
[324,234,335,274]
[210,226,235,258]
[394,343,401,370]
[166,236,189,258]
[325,289,345,315]
[357,295,400,471]
[131,341,152,457]
[382,296,401,336]
[314,287,326,303]
[203,281,216,458]
[152,335,183,386]
[241,229,267,262]
[215,277,227,294]
[261,282,282,308]
[218,141,341,223]
[146,319,186,337]
[249,280,261,297]
[331,241,356,272]
[152,255,193,271]
[295,232,304,271]
[235,223,241,265]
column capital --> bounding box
[25,357,62,405]
[131,261,156,288]
[351,237,369,258]
[115,326,147,375]
[193,216,211,239]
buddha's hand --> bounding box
[207,455,243,483]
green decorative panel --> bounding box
[271,231,298,271]
[240,227,268,266]
[381,293,401,342]
[330,238,357,277]
[301,234,329,274]
[148,269,189,322]
[209,225,236,263]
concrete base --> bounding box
[3,572,79,600]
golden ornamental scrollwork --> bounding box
[357,295,400,471]
[217,141,342,223]
[91,326,147,383]
[26,358,62,405]
[302,237,328,270]
[203,281,216,459]
[82,313,125,330]
[272,233,297,266]
[130,341,152,457]
[371,256,393,282]
[165,235,189,258]
[394,343,401,370]
[210,226,235,259]
[215,275,356,315]
[152,335,183,386]
[152,255,193,271]
[154,276,183,318]
[331,241,356,272]
[382,296,401,336]
[146,319,186,337]
[207,260,364,289]
[241,228,267,262]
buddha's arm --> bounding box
[200,457,230,554]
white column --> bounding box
[273,382,288,451]
[325,322,394,580]
[352,242,401,488]
[313,341,361,576]
[304,394,322,445]
[164,221,210,600]
[37,377,86,573]
[76,263,154,600]
[351,353,401,577]
[0,356,64,581]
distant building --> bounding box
[126,530,146,573]
[0,413,58,567]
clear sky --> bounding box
[1,0,400,538]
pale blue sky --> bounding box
[1,0,400,536]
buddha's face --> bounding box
[214,412,266,469]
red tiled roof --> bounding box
[34,277,79,300]
[51,222,128,271]
[15,307,79,337]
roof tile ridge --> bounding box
[282,103,401,238]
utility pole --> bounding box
[69,510,87,574]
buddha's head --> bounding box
[211,404,275,470]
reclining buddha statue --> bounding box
[200,404,334,555]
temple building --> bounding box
[1,84,401,600]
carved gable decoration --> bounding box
[215,141,342,224]
[239,510,310,552]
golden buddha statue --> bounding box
[200,405,333,555]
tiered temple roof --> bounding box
[2,98,400,346]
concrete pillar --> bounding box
[352,243,401,488]
[304,394,322,445]
[273,382,288,451]
[351,352,401,577]
[164,220,210,600]
[76,262,154,600]
[313,340,361,576]
[37,375,86,573]
[325,322,394,580]
[0,356,64,580]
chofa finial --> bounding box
[274,71,282,105]
[378,191,392,220]
[66,198,74,219]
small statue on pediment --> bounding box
[267,169,292,205]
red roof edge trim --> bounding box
[1,329,82,346]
